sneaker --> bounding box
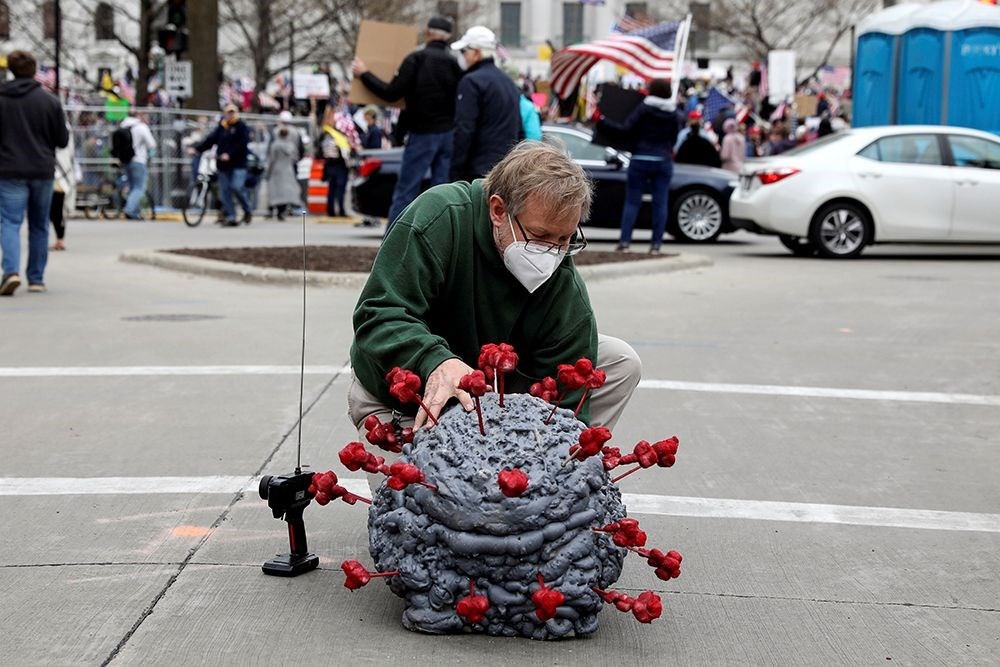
[0,273,20,296]
[615,243,630,252]
[649,246,662,255]
[242,211,253,225]
[27,283,46,293]
[222,219,239,227]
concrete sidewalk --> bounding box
[2,219,998,665]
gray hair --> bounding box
[484,140,594,222]
[427,28,451,41]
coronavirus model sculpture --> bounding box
[304,344,683,640]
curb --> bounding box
[119,249,712,288]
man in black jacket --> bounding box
[449,26,524,182]
[193,104,253,226]
[352,16,462,232]
[0,51,69,295]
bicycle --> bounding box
[182,151,218,227]
[78,167,157,220]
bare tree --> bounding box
[13,0,164,103]
[219,0,417,111]
[659,0,879,83]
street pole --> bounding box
[188,0,219,110]
[54,0,61,95]
[289,22,295,108]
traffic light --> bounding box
[157,0,188,55]
[166,0,186,28]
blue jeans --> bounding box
[0,178,54,284]
[386,130,454,233]
[324,161,349,216]
[619,157,673,248]
[123,160,148,218]
[218,168,252,221]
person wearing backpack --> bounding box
[114,110,156,220]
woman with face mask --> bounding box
[348,141,642,451]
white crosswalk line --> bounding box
[2,476,998,534]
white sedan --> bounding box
[730,125,1000,258]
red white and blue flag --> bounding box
[34,64,57,92]
[550,18,690,100]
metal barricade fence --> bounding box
[65,106,317,215]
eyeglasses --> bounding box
[512,214,587,256]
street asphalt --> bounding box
[1,217,998,665]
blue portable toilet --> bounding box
[854,0,1000,134]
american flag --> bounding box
[612,14,654,33]
[703,87,749,126]
[34,64,57,92]
[550,19,690,100]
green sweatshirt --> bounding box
[351,179,598,422]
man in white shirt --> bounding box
[119,111,156,220]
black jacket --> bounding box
[599,98,680,159]
[450,58,523,182]
[360,41,462,135]
[675,133,722,168]
[0,78,69,180]
[196,119,251,170]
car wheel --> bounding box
[778,234,817,257]
[809,202,871,259]
[672,190,724,243]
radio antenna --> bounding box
[296,209,307,475]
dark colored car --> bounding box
[351,124,738,242]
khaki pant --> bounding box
[347,334,641,493]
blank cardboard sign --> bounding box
[349,20,421,108]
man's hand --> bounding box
[219,152,230,161]
[414,358,476,430]
[351,58,368,76]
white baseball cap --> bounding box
[278,110,293,122]
[451,26,497,51]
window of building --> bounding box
[42,1,56,39]
[563,2,583,46]
[500,2,521,48]
[96,3,114,41]
[0,2,9,40]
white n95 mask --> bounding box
[502,215,564,293]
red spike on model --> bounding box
[565,426,613,464]
[341,559,399,590]
[592,588,664,623]
[363,414,403,453]
[609,437,679,483]
[478,342,518,407]
[497,468,529,497]
[592,518,647,548]
[386,366,438,426]
[529,376,559,403]
[455,579,490,624]
[308,469,371,505]
[629,547,683,581]
[458,370,489,435]
[337,442,438,492]
[531,574,565,621]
